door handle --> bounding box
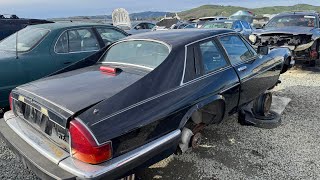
[64,61,72,65]
[238,66,247,72]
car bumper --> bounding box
[0,111,181,179]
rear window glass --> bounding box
[0,27,49,52]
[101,40,170,69]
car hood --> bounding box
[17,64,147,116]
[254,26,315,35]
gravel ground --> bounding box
[1,67,320,180]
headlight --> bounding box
[249,35,257,44]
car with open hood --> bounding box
[0,29,292,179]
[249,11,320,66]
[0,22,128,111]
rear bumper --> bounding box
[0,116,75,180]
[0,111,181,179]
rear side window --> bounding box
[55,28,100,53]
[96,27,126,45]
[199,40,228,73]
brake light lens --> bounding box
[69,119,112,164]
[9,92,13,110]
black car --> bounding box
[0,14,52,40]
[249,11,320,66]
[202,20,253,39]
[0,29,293,179]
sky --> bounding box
[0,0,320,18]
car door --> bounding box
[185,39,240,116]
[217,34,279,107]
[52,28,101,70]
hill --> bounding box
[178,4,320,19]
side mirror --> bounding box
[257,46,269,55]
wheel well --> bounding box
[190,99,225,125]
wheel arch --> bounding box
[178,94,226,129]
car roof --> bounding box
[124,29,234,47]
[29,22,114,30]
[277,11,318,16]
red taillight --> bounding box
[100,66,117,74]
[69,119,112,164]
[9,92,13,110]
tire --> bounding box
[253,92,272,116]
[253,110,281,129]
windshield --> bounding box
[266,15,316,28]
[0,27,49,52]
[202,22,233,29]
[101,40,170,69]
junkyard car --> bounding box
[0,29,292,179]
[202,19,253,39]
[0,14,52,40]
[117,22,156,35]
[249,11,320,66]
[0,22,128,109]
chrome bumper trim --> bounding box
[4,111,181,179]
[59,130,181,179]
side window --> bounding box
[55,28,100,53]
[219,35,255,65]
[96,27,126,45]
[147,23,155,29]
[69,29,99,52]
[55,31,68,53]
[199,40,228,73]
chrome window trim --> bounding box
[54,27,101,54]
[180,32,237,86]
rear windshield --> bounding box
[0,27,49,52]
[203,22,233,29]
[101,40,170,69]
